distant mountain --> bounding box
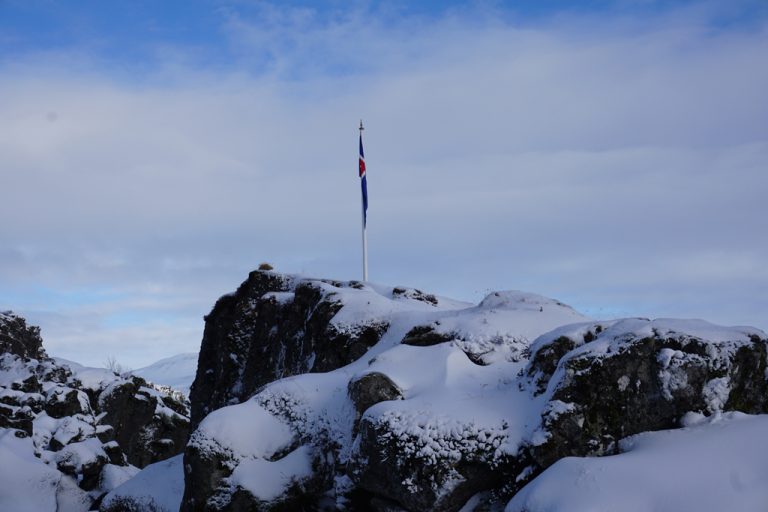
[132,353,198,397]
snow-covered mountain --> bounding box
[132,352,198,397]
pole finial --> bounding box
[359,119,364,131]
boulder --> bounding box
[45,387,90,418]
[351,414,506,512]
[348,372,403,417]
[523,319,768,478]
[99,379,190,467]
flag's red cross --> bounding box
[359,157,366,177]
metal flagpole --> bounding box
[360,120,369,281]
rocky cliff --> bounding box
[180,271,768,512]
[0,311,190,511]
[189,271,389,428]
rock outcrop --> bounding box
[181,271,768,512]
[521,318,768,474]
[0,311,191,511]
[0,310,45,359]
[189,270,390,427]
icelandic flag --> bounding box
[359,132,368,227]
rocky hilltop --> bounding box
[0,311,190,511]
[174,270,768,511]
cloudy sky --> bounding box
[1,0,766,368]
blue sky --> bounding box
[4,1,765,74]
[1,0,767,367]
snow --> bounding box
[0,353,34,387]
[262,291,296,305]
[532,318,762,361]
[229,444,314,502]
[53,358,119,391]
[55,438,107,473]
[427,291,589,364]
[191,399,296,459]
[0,430,60,512]
[51,415,96,448]
[530,317,765,405]
[101,455,184,512]
[506,412,768,512]
[99,464,141,492]
[702,377,731,413]
[132,353,198,396]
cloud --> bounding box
[0,2,766,367]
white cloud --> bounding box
[1,5,766,367]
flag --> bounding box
[359,132,368,228]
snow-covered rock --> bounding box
[101,454,183,512]
[181,271,768,512]
[188,271,433,428]
[524,318,768,472]
[0,312,191,511]
[181,271,594,511]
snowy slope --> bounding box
[132,353,198,396]
[101,454,184,512]
[506,412,768,512]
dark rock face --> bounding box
[522,321,768,483]
[99,378,191,467]
[181,440,234,511]
[351,416,506,512]
[0,311,45,359]
[189,270,389,427]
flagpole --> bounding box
[360,120,369,282]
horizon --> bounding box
[2,0,767,368]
